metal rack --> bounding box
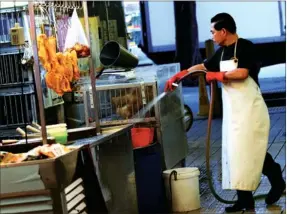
[26,0,99,143]
[0,4,37,140]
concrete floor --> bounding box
[183,107,286,213]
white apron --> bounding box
[220,40,270,191]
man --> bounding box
[165,13,285,212]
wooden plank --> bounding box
[186,143,219,168]
[186,120,206,140]
[186,119,222,165]
[269,114,285,143]
[184,207,242,214]
[243,206,283,214]
[188,119,221,143]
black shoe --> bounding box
[225,202,255,213]
[265,163,286,205]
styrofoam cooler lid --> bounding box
[163,167,200,180]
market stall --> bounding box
[0,1,188,213]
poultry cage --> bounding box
[65,80,158,128]
[0,5,38,140]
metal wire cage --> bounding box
[65,81,158,128]
[96,82,157,126]
[0,5,38,140]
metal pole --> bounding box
[28,2,48,144]
[82,1,101,134]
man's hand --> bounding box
[206,72,227,83]
[164,69,189,92]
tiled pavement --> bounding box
[183,107,286,214]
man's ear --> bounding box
[221,28,227,36]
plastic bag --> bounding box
[64,9,89,50]
[21,42,34,65]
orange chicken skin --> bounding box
[63,52,74,82]
[45,36,57,62]
[70,50,80,80]
[37,34,80,96]
[37,34,49,69]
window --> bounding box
[123,2,142,47]
[279,1,286,35]
[139,2,285,53]
[144,1,176,52]
[123,2,153,65]
[196,2,284,43]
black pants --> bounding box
[237,152,278,205]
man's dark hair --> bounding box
[211,13,237,34]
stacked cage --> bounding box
[0,5,38,140]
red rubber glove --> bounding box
[206,72,226,83]
[164,69,189,92]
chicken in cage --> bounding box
[111,86,154,119]
[95,83,156,125]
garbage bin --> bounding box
[133,143,168,214]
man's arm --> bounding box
[187,63,206,73]
[225,68,249,80]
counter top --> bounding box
[70,124,133,148]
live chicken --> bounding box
[112,87,154,119]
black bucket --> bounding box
[99,41,139,68]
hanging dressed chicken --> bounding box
[37,8,90,96]
[37,34,80,96]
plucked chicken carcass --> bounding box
[70,50,80,80]
[37,34,80,96]
[37,34,50,72]
[45,36,57,62]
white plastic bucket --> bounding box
[163,167,200,212]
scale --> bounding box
[96,67,136,84]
